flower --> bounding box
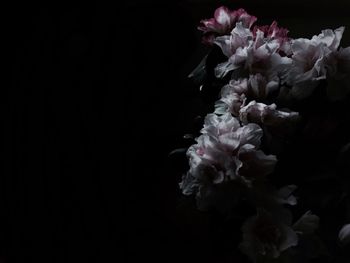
[214,75,283,118]
[214,23,292,78]
[179,113,277,210]
[253,21,288,41]
[198,7,257,44]
[240,208,298,261]
[214,78,248,116]
[283,27,346,99]
[253,21,291,55]
[239,100,300,127]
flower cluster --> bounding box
[180,113,277,210]
[178,5,350,262]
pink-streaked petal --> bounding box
[214,6,231,28]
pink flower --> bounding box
[253,21,289,41]
[253,21,291,55]
[198,7,257,44]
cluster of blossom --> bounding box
[179,6,350,262]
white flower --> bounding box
[214,78,248,116]
[180,113,277,210]
[311,27,345,51]
[239,100,300,127]
[214,22,253,58]
[240,208,298,261]
[284,27,346,99]
[214,24,292,78]
[253,21,292,56]
[214,75,281,116]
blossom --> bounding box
[283,27,346,99]
[198,7,257,44]
[239,100,300,127]
[214,23,292,78]
[214,75,281,117]
[214,78,248,116]
[240,208,298,261]
[253,21,291,55]
[214,22,253,58]
[179,113,277,210]
[253,21,289,43]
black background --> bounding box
[6,1,350,262]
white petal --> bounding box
[293,211,320,234]
[237,123,263,146]
[214,60,238,78]
[338,224,350,246]
[279,224,299,251]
